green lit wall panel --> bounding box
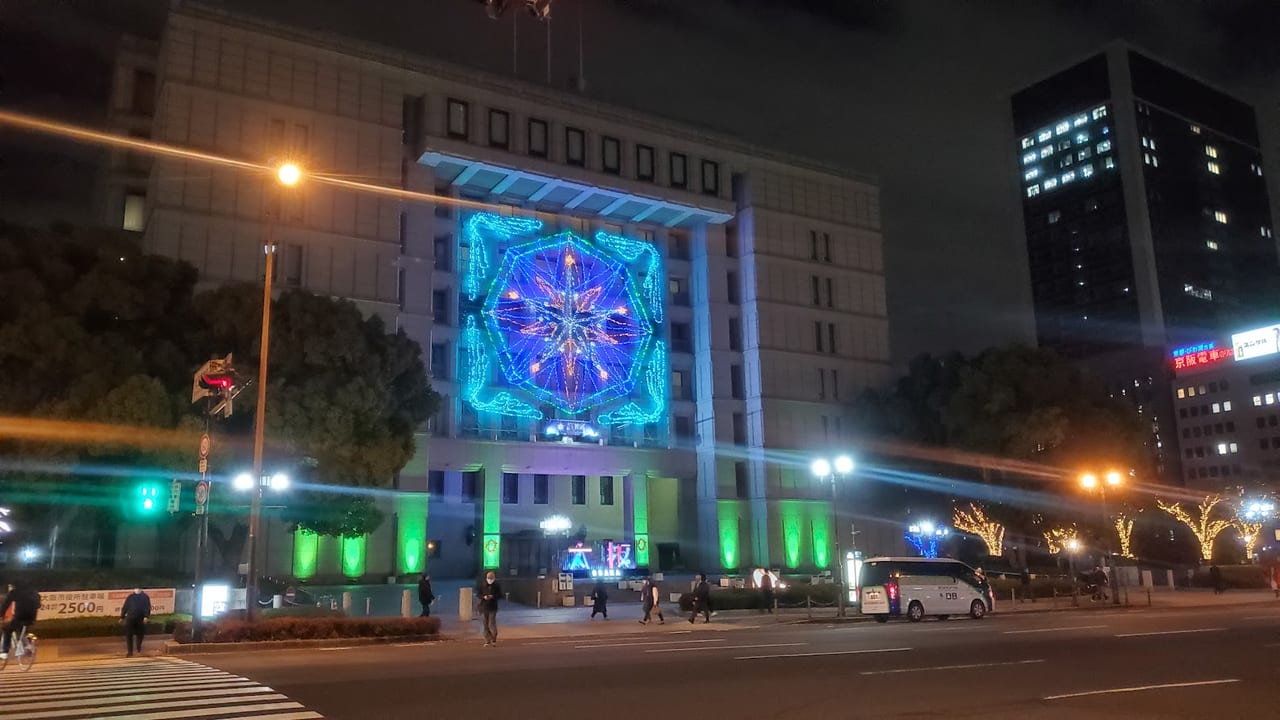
[482,469,501,569]
[717,500,741,570]
[397,493,429,575]
[482,533,501,569]
[340,535,367,579]
[633,474,650,567]
[811,504,833,570]
[293,529,319,580]
[779,501,804,570]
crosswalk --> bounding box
[0,657,323,719]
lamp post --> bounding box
[811,454,856,616]
[1080,470,1123,605]
[236,470,290,618]
[1066,537,1081,607]
[244,162,302,621]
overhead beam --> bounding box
[528,181,559,202]
[451,164,482,186]
[598,196,630,216]
[664,210,695,228]
[564,188,596,209]
[490,172,524,195]
[631,204,663,223]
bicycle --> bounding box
[0,626,37,671]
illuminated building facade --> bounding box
[1012,44,1280,485]
[136,5,891,579]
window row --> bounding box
[1178,380,1230,398]
[428,471,613,506]
[1253,393,1278,407]
[1181,421,1237,439]
[442,98,720,195]
[1178,401,1232,419]
[1186,464,1241,480]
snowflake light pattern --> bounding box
[482,231,654,415]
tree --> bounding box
[1156,496,1231,562]
[952,502,1004,557]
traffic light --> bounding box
[192,354,239,418]
[136,484,160,515]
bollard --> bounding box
[537,590,542,609]
[1011,588,1016,604]
[1147,588,1152,607]
[807,594,812,620]
[459,586,474,622]
[366,598,372,616]
[342,591,353,615]
[272,594,283,609]
[401,589,412,618]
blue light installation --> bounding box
[462,212,666,426]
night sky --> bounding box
[9,0,1280,367]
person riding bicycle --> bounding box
[0,582,40,660]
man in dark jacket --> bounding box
[759,569,775,614]
[589,582,609,620]
[0,582,39,660]
[689,573,711,624]
[640,578,664,625]
[120,588,152,657]
[477,571,502,647]
[418,575,435,617]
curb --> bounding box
[164,634,442,655]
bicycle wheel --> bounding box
[17,637,35,671]
[0,635,9,671]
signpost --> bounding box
[193,432,212,638]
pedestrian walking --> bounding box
[639,578,664,625]
[417,574,435,617]
[477,571,502,647]
[589,582,609,620]
[1019,566,1034,603]
[759,568,775,614]
[689,573,711,624]
[120,588,151,658]
[1270,564,1280,599]
[1209,565,1224,595]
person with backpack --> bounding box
[0,582,40,661]
[639,577,664,625]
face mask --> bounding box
[134,589,142,595]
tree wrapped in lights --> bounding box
[1156,495,1231,562]
[1043,525,1079,555]
[1234,517,1262,562]
[1114,515,1135,559]
[953,503,1004,557]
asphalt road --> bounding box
[185,604,1280,719]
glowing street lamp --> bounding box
[811,453,857,615]
[0,506,12,535]
[1079,468,1125,605]
[276,162,302,187]
[1065,537,1082,607]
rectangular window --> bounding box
[566,127,586,166]
[670,152,688,188]
[832,369,839,400]
[1205,145,1219,158]
[432,290,449,325]
[669,277,689,306]
[1207,161,1221,175]
[672,369,691,400]
[727,271,740,304]
[671,322,692,353]
[811,275,821,306]
[810,230,819,261]
[824,233,832,262]
[461,472,478,502]
[728,317,742,351]
[599,476,614,506]
[732,412,746,445]
[814,321,824,352]
[675,415,693,439]
[1213,210,1228,224]
[131,70,157,115]
[669,231,691,260]
[525,474,546,505]
[428,470,445,496]
[402,94,426,147]
[488,109,510,149]
[430,343,447,379]
[701,160,720,195]
[636,144,655,181]
[818,368,826,399]
[827,323,837,354]
[528,118,549,157]
[502,473,519,504]
[446,99,469,139]
[602,136,621,174]
[122,192,146,231]
[726,223,739,258]
[734,462,749,499]
[826,277,834,308]
[434,234,452,271]
[571,475,587,505]
[730,364,745,399]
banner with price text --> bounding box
[40,588,176,619]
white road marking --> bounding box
[574,639,728,649]
[1115,627,1225,638]
[1044,679,1240,700]
[1003,625,1106,634]
[736,647,911,660]
[860,659,1044,675]
[645,642,805,654]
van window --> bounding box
[860,562,892,587]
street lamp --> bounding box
[235,469,290,617]
[1079,469,1123,605]
[811,454,857,616]
[244,162,303,620]
[1065,537,1081,606]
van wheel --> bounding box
[935,615,948,621]
[907,601,924,622]
[969,600,986,619]
[874,615,889,624]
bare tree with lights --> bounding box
[1042,525,1079,555]
[953,503,1005,557]
[1156,495,1231,562]
[1114,514,1135,559]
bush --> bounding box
[173,615,441,644]
[260,606,345,619]
[1190,565,1268,590]
[29,614,189,639]
[989,576,1076,601]
[676,583,842,612]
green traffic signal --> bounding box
[137,484,160,514]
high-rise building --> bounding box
[1011,44,1280,485]
[119,4,894,579]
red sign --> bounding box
[1173,347,1234,370]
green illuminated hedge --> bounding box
[173,616,441,643]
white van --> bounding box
[859,557,994,623]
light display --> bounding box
[1042,526,1079,555]
[1115,515,1135,559]
[1172,346,1232,370]
[293,529,318,580]
[632,475,650,568]
[397,493,428,575]
[718,501,741,570]
[905,522,949,559]
[1232,322,1280,362]
[461,213,666,427]
[1157,495,1231,561]
[811,509,832,570]
[341,535,367,579]
[953,503,1004,557]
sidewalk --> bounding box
[998,587,1280,613]
[36,634,174,664]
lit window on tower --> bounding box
[1213,210,1228,224]
[1205,145,1219,158]
[1207,162,1221,175]
[1091,106,1108,120]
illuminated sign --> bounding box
[1172,347,1233,370]
[1171,342,1215,358]
[539,515,572,535]
[1232,323,1280,362]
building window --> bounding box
[669,231,691,260]
[824,233,832,262]
[571,475,587,505]
[671,322,691,353]
[502,473,519,504]
[1047,210,1062,225]
[488,109,510,149]
[675,415,693,440]
[728,317,742,351]
[599,476,614,506]
[1213,210,1228,224]
[1223,401,1232,412]
[432,290,449,324]
[734,462,749,499]
[827,323,837,355]
[601,136,621,174]
[732,412,746,445]
[832,369,839,400]
[730,364,745,399]
[131,70,156,115]
[1205,145,1219,158]
[446,99,469,140]
[430,343,447,379]
[461,472,478,502]
[701,160,720,196]
[814,321,824,353]
[434,234,453,271]
[727,271,740,304]
[635,144,655,181]
[1026,185,1040,198]
[402,94,426,147]
[1206,240,1219,251]
[1207,161,1221,175]
[670,152,688,188]
[122,192,146,231]
[1263,227,1275,239]
[672,369,691,400]
[528,119,549,158]
[669,277,689,306]
[428,471,445,496]
[566,127,586,166]
[811,275,821,306]
[818,368,826,399]
[826,277,834,308]
[810,230,820,261]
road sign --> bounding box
[198,458,208,474]
[558,573,573,592]
[168,480,182,513]
[199,433,211,460]
[194,480,210,516]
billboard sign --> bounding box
[1232,323,1280,362]
[1173,347,1233,370]
[39,588,176,619]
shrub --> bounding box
[676,583,842,612]
[989,576,1076,601]
[173,615,441,644]
[29,614,189,639]
[1190,564,1268,590]
[260,606,345,619]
